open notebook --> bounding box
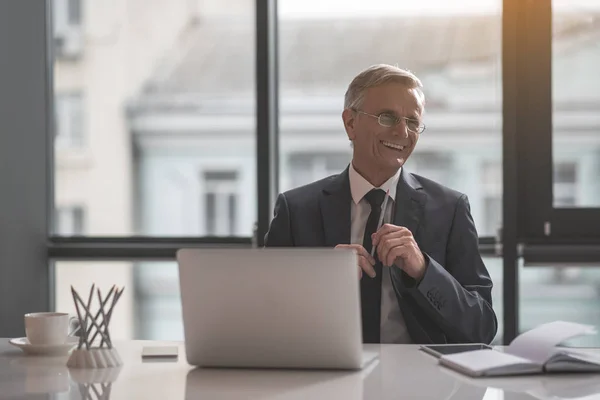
[438,321,600,377]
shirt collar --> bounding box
[349,163,401,205]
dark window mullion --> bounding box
[255,0,279,247]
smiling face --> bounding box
[343,82,424,183]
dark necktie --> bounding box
[360,188,386,343]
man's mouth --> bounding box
[380,140,406,151]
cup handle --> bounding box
[68,315,82,337]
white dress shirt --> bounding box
[348,163,412,344]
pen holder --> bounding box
[66,284,125,369]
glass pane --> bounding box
[52,0,256,236]
[552,0,600,208]
[56,257,502,343]
[485,257,503,345]
[278,0,503,237]
[520,263,600,347]
[54,261,182,340]
[67,0,82,25]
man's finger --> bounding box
[372,228,412,246]
[358,256,376,278]
[335,244,375,265]
[386,245,408,268]
[355,246,376,265]
[373,229,414,247]
[378,237,411,256]
[378,237,414,266]
[373,223,406,237]
[386,239,419,267]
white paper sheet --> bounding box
[506,321,597,365]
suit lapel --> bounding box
[393,169,427,239]
[319,167,352,246]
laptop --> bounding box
[176,248,378,370]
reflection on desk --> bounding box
[1,339,600,399]
[184,356,488,400]
[443,366,600,400]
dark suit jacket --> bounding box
[264,167,498,344]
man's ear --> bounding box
[342,109,356,141]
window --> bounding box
[285,153,351,191]
[482,162,502,236]
[7,0,554,344]
[519,0,600,240]
[552,0,600,209]
[203,171,239,236]
[54,261,137,340]
[53,0,81,30]
[52,0,83,58]
[55,257,505,343]
[278,0,503,242]
[484,257,503,345]
[53,0,256,236]
[55,206,85,235]
[410,152,454,191]
[68,0,82,25]
[520,263,600,347]
[553,162,577,207]
[54,92,84,149]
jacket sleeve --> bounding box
[393,194,498,344]
[264,193,294,247]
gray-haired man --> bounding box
[265,64,497,345]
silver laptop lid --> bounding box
[177,248,363,369]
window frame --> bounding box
[517,0,600,245]
[44,0,509,343]
[7,0,600,344]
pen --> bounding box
[371,189,390,258]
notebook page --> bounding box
[440,349,536,375]
[506,321,596,365]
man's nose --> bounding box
[392,119,409,138]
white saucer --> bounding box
[9,336,79,356]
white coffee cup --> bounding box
[24,312,70,345]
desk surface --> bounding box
[1,339,600,400]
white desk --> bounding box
[1,339,600,399]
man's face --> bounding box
[343,83,423,170]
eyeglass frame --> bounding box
[351,109,426,134]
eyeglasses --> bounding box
[353,110,426,134]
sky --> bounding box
[278,0,600,18]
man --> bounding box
[265,64,497,345]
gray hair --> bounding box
[344,64,425,110]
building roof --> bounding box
[134,13,600,106]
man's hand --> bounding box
[372,224,426,280]
[335,244,376,279]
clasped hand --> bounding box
[336,224,426,280]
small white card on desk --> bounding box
[142,346,179,359]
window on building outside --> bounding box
[53,0,83,59]
[55,206,85,235]
[553,162,577,207]
[482,161,502,236]
[410,152,453,187]
[204,171,238,236]
[55,92,84,149]
[287,153,351,190]
[68,0,82,25]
